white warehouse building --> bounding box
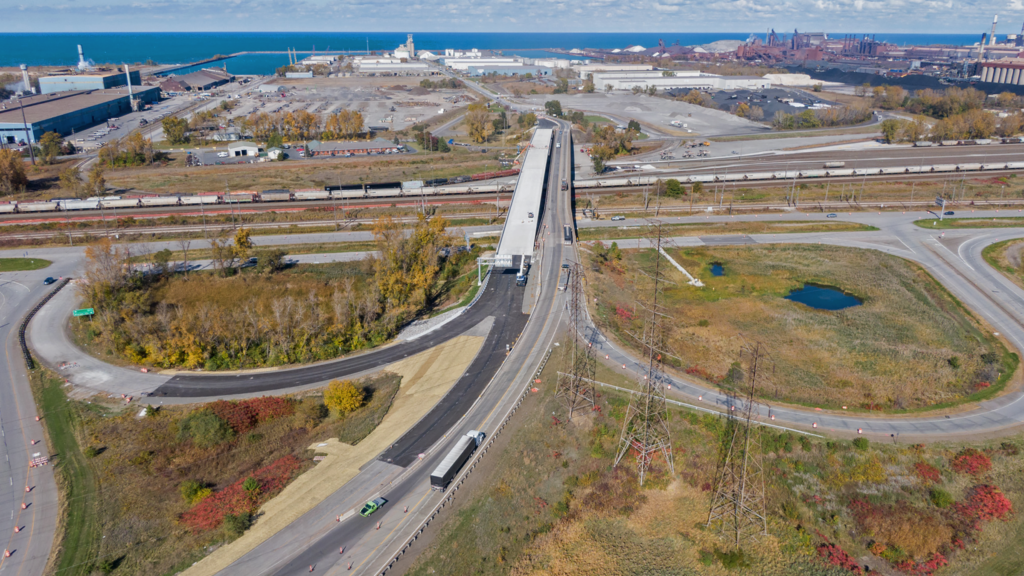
[443,57,522,71]
[591,70,770,91]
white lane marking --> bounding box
[933,238,975,271]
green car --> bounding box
[359,497,386,517]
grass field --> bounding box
[30,369,101,576]
[586,176,1024,211]
[583,115,613,125]
[982,238,1024,291]
[585,243,1014,411]
[104,150,510,196]
[914,217,1024,230]
[578,220,877,241]
[408,343,1024,576]
[41,372,400,575]
[0,258,51,271]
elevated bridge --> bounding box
[494,128,553,268]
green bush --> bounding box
[179,480,212,505]
[715,548,750,569]
[948,356,961,369]
[853,437,869,450]
[83,446,101,458]
[223,512,252,537]
[698,319,710,327]
[930,487,954,508]
[177,410,234,448]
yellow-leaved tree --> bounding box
[324,380,364,415]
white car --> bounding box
[217,152,229,158]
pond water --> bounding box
[784,284,862,311]
[710,263,724,276]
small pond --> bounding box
[710,263,724,277]
[784,284,862,311]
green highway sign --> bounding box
[72,308,95,317]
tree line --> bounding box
[79,215,468,370]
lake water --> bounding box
[784,284,862,311]
[710,263,724,277]
[0,32,986,76]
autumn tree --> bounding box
[162,116,190,145]
[86,164,106,197]
[233,228,254,263]
[734,102,751,118]
[465,103,492,144]
[59,166,83,197]
[0,149,28,193]
[323,380,364,415]
[881,119,901,144]
[372,214,453,308]
[38,131,63,164]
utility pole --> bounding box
[614,220,675,487]
[18,98,35,165]
[707,340,771,544]
[556,262,596,421]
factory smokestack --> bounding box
[77,44,86,70]
[124,64,133,96]
[991,15,999,46]
[19,64,32,94]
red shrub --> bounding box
[207,397,294,434]
[955,484,1013,529]
[817,540,862,574]
[895,553,949,576]
[949,448,991,476]
[243,396,294,422]
[180,455,303,532]
[209,400,257,433]
[615,305,633,321]
[913,462,941,484]
[974,381,991,391]
[684,365,723,383]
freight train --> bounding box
[0,169,522,214]
[574,161,1024,190]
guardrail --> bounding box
[20,278,71,369]
[375,373,537,575]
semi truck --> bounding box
[516,260,529,287]
[430,430,486,490]
[563,225,573,246]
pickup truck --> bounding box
[359,497,387,517]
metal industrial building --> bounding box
[0,87,159,144]
[38,69,141,94]
[307,138,401,156]
[979,59,1024,85]
[591,70,771,91]
[159,68,234,92]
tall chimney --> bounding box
[19,64,31,94]
[978,33,988,62]
[124,64,133,95]
[991,15,999,46]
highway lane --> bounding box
[0,254,81,576]
[228,118,575,576]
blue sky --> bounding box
[3,0,1023,33]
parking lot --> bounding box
[708,87,840,118]
[519,92,770,137]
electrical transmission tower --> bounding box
[614,221,675,486]
[707,340,770,544]
[556,262,596,420]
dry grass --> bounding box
[405,341,1024,576]
[59,372,400,576]
[578,220,876,241]
[585,244,1011,411]
[983,239,1024,291]
[104,150,508,195]
[587,176,1024,210]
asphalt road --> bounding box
[0,252,81,576]
[224,117,575,576]
[8,118,1024,575]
